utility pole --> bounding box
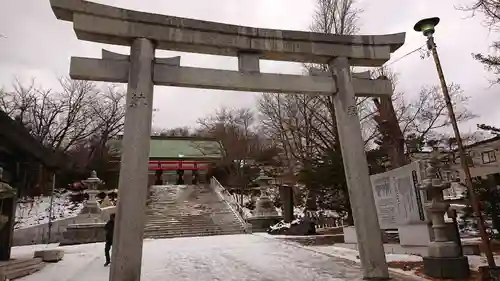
[414,17,496,267]
[47,172,56,244]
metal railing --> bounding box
[210,177,250,233]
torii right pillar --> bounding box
[330,57,390,279]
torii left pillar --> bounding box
[110,38,155,281]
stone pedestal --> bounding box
[479,266,500,281]
[423,256,469,279]
[247,216,282,232]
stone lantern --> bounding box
[253,170,278,217]
[80,170,103,215]
[245,170,283,232]
[420,151,469,279]
[61,171,107,245]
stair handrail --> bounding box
[210,176,250,232]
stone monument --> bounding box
[49,0,406,278]
[420,151,469,279]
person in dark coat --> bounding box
[104,213,115,267]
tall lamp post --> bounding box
[414,17,496,268]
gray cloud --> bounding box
[0,0,498,133]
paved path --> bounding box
[18,234,378,281]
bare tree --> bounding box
[196,107,263,196]
[459,1,500,83]
[310,0,362,34]
[398,83,475,147]
[152,126,192,137]
[257,0,365,215]
[368,66,476,166]
[0,77,126,176]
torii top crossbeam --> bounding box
[50,0,404,66]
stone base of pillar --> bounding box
[428,241,460,257]
[423,256,469,279]
[247,216,282,232]
[478,266,500,281]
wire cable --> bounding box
[383,44,426,67]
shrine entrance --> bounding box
[150,160,209,185]
[111,136,222,186]
[49,1,406,279]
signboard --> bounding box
[370,173,397,229]
[370,161,428,229]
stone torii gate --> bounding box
[49,1,405,280]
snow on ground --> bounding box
[256,233,422,264]
[466,255,500,271]
[15,234,371,281]
[257,233,500,279]
[298,239,500,271]
[15,192,83,229]
[302,245,423,263]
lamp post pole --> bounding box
[415,17,496,267]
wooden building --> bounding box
[0,109,69,260]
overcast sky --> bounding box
[0,0,498,134]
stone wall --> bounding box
[13,206,115,246]
[59,223,107,246]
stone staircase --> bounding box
[0,258,45,280]
[143,185,247,239]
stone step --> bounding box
[144,225,243,232]
[0,258,44,280]
[141,185,245,239]
[144,223,242,229]
[146,215,222,219]
[145,223,238,228]
[145,217,216,222]
[145,230,244,236]
[0,258,43,273]
[146,218,213,221]
[146,208,234,213]
[145,222,219,227]
[144,230,244,239]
